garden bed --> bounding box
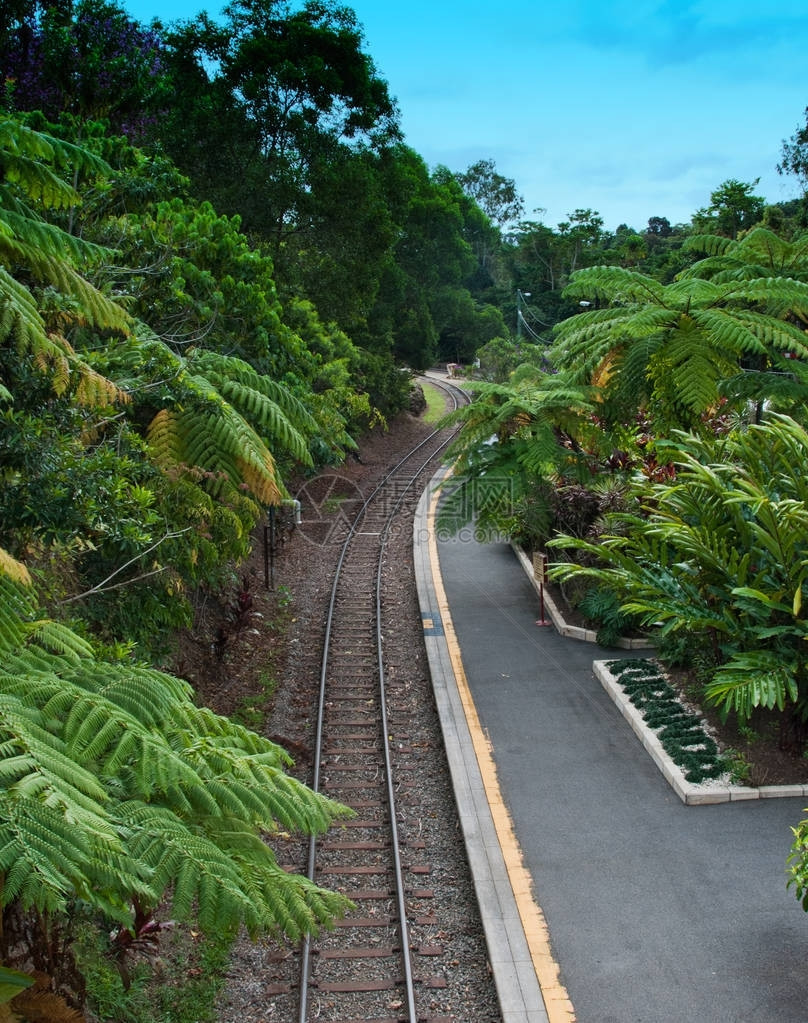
[596,659,808,804]
[511,543,808,800]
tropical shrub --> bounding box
[788,813,808,912]
[549,415,808,731]
[576,586,640,648]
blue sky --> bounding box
[125,0,808,231]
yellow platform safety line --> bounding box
[427,487,576,1023]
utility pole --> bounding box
[516,289,531,340]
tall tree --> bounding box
[367,146,501,369]
[280,143,396,335]
[160,0,399,255]
[0,0,170,139]
[778,106,808,192]
[693,178,765,239]
[504,210,610,336]
[556,208,605,273]
[455,157,524,231]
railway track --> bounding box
[292,378,470,1023]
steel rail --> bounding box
[296,376,469,1022]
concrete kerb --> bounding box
[510,543,654,650]
[413,471,569,1023]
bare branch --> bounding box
[58,527,192,604]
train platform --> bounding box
[413,474,808,1023]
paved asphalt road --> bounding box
[437,533,808,1023]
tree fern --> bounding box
[101,326,317,507]
[553,261,808,427]
[437,368,600,546]
[0,115,131,408]
[684,228,808,284]
[605,334,659,414]
[0,119,110,209]
[0,566,353,940]
[190,349,317,439]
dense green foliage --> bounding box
[553,259,808,430]
[4,0,808,993]
[0,109,360,1013]
[549,418,808,722]
[0,569,352,933]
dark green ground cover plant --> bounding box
[606,659,728,783]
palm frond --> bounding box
[705,653,800,719]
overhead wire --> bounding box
[517,307,547,342]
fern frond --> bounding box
[662,332,725,413]
[0,570,353,943]
[682,234,734,260]
[181,405,283,505]
[0,118,111,207]
[73,363,130,408]
[0,205,110,272]
[605,334,659,400]
[0,266,49,351]
[219,379,312,464]
[189,349,318,434]
[0,549,31,587]
[0,270,127,407]
[88,663,195,724]
[118,802,273,934]
[513,426,566,475]
[685,228,808,279]
[21,619,94,666]
[0,796,92,910]
[731,276,808,320]
[564,265,665,305]
[184,357,312,466]
[145,409,185,468]
[664,276,726,308]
